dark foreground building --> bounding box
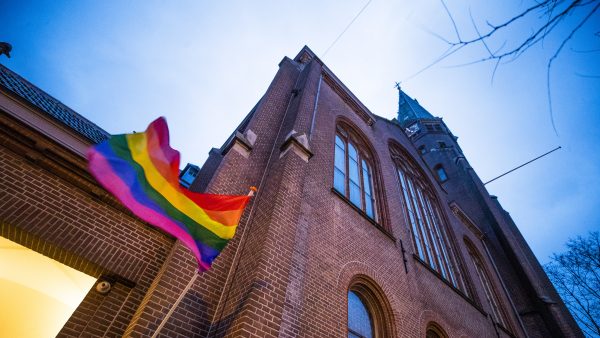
[0,47,582,337]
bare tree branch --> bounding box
[413,0,600,137]
[404,44,465,81]
[406,0,599,139]
[547,0,600,135]
[546,232,600,336]
[439,0,462,41]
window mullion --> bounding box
[474,257,506,327]
[414,185,438,270]
[424,195,454,283]
[419,189,447,278]
[432,203,464,290]
[369,165,377,221]
[358,154,366,212]
[407,177,434,266]
[345,138,350,199]
[405,176,427,260]
[475,260,498,322]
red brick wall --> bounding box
[0,109,175,337]
[156,52,524,337]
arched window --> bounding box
[347,276,395,338]
[334,123,378,220]
[425,323,447,338]
[464,240,510,329]
[348,291,373,338]
[390,144,467,294]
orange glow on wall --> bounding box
[0,236,96,338]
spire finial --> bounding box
[395,82,404,115]
[395,84,434,125]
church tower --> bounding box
[395,85,463,186]
[395,86,580,337]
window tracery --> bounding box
[390,144,467,294]
[334,123,378,220]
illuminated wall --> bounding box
[0,236,96,338]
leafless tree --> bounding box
[545,232,600,337]
[414,0,600,135]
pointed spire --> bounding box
[395,83,434,127]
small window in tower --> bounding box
[418,145,427,155]
[434,124,443,131]
[435,165,448,182]
[405,123,420,137]
[425,124,434,132]
[438,142,447,149]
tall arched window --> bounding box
[347,277,395,338]
[334,123,378,220]
[390,144,467,294]
[464,240,510,329]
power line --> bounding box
[322,0,373,57]
[483,146,562,185]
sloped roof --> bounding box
[397,88,435,126]
[0,63,110,143]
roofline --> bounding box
[0,63,110,143]
[293,46,376,126]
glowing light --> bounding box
[0,236,96,338]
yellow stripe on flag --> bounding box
[126,132,236,239]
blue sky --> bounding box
[2,0,599,264]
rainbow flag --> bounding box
[87,117,251,272]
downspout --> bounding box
[308,74,323,140]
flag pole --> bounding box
[152,186,257,338]
[483,146,561,185]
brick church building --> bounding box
[0,46,582,337]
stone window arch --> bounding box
[347,275,396,338]
[389,142,468,294]
[425,322,448,338]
